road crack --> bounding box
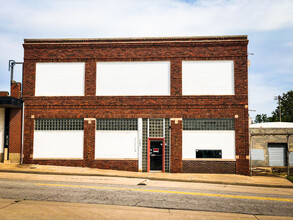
[0,200,23,210]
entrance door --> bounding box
[268,143,287,166]
[147,138,165,172]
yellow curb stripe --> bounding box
[35,183,293,203]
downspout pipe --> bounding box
[9,60,25,164]
[20,101,24,164]
[21,63,24,164]
[249,133,253,177]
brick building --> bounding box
[250,122,293,167]
[0,82,23,163]
[22,35,249,175]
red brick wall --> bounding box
[85,60,96,96]
[22,36,249,175]
[23,117,34,161]
[83,119,95,167]
[9,109,22,154]
[90,160,138,172]
[170,60,182,96]
[183,161,236,174]
[170,119,182,172]
[11,82,21,99]
[0,92,9,96]
[25,160,84,167]
[25,159,138,172]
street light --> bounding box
[274,95,281,122]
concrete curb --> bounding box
[1,169,293,189]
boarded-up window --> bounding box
[95,119,138,159]
[182,61,234,95]
[182,131,235,159]
[33,119,84,159]
[96,62,170,96]
[35,63,85,96]
[251,149,265,160]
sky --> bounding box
[0,0,292,119]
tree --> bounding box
[254,114,269,123]
[270,90,293,122]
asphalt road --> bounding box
[0,173,292,217]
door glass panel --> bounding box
[150,140,163,171]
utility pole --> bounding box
[274,95,282,122]
[287,134,290,177]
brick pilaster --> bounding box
[170,60,182,96]
[22,61,35,97]
[85,60,96,96]
[23,116,34,163]
[170,119,182,172]
[83,118,96,167]
[235,109,250,175]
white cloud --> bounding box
[0,34,23,91]
[248,74,281,118]
[0,0,292,37]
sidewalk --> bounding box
[1,198,291,220]
[0,163,292,188]
[2,198,292,220]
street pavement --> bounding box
[0,172,292,219]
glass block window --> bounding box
[142,119,148,172]
[149,119,164,137]
[183,119,234,130]
[96,119,138,130]
[164,119,170,173]
[35,119,84,130]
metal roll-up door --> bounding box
[268,143,287,166]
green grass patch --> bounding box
[287,176,293,183]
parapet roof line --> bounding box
[24,35,248,43]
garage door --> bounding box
[268,143,287,166]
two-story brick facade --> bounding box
[22,35,249,175]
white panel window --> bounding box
[182,61,234,95]
[95,131,138,159]
[251,149,265,160]
[35,63,85,96]
[0,108,4,154]
[96,61,170,96]
[182,131,235,159]
[33,130,84,159]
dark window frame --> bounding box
[195,149,222,159]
